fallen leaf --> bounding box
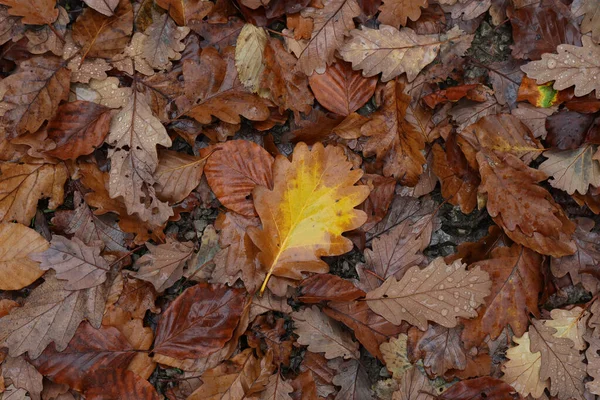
[295,0,361,75]
[0,0,58,25]
[0,56,70,138]
[438,377,517,400]
[0,6,24,47]
[142,13,190,70]
[203,140,274,217]
[573,0,600,43]
[293,306,360,360]
[392,368,435,400]
[449,95,502,133]
[183,47,272,124]
[545,307,589,351]
[487,60,524,107]
[30,235,110,291]
[72,0,133,60]
[378,0,427,26]
[332,359,375,400]
[477,151,576,257]
[414,324,466,376]
[380,334,411,379]
[154,149,207,204]
[361,79,426,184]
[510,103,557,139]
[298,274,365,303]
[509,0,581,60]
[501,332,548,399]
[529,318,586,400]
[324,301,403,361]
[522,36,600,99]
[539,144,600,195]
[0,222,48,290]
[132,240,194,292]
[83,0,119,16]
[153,283,247,360]
[0,273,107,358]
[249,142,368,294]
[339,25,442,82]
[441,0,491,20]
[30,322,138,391]
[308,60,377,116]
[461,244,543,349]
[83,369,159,400]
[156,0,213,26]
[235,23,267,93]
[0,161,68,224]
[43,101,111,160]
[260,373,294,400]
[106,88,173,226]
[366,257,491,330]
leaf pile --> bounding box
[1,1,600,399]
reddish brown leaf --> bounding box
[462,245,542,348]
[509,0,581,60]
[0,56,70,138]
[153,283,247,360]
[0,0,58,25]
[308,61,377,116]
[43,101,111,160]
[298,274,365,303]
[477,151,576,257]
[324,301,403,361]
[438,377,518,400]
[154,149,207,204]
[83,369,159,400]
[422,84,489,108]
[203,140,274,217]
[358,174,397,232]
[72,0,133,60]
[31,323,137,391]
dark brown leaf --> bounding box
[298,274,365,303]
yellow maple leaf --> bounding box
[248,142,370,295]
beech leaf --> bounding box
[365,258,491,330]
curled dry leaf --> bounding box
[361,79,426,184]
[30,235,110,291]
[292,306,360,360]
[0,222,48,290]
[132,240,195,293]
[153,283,246,360]
[154,149,207,204]
[308,60,377,116]
[0,161,68,225]
[366,258,491,330]
[295,0,361,75]
[477,151,576,257]
[539,144,600,195]
[522,36,600,99]
[248,142,369,295]
[0,273,107,359]
[203,140,274,217]
[0,56,70,138]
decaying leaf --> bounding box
[248,142,369,294]
[380,334,411,379]
[0,222,48,290]
[366,258,491,330]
